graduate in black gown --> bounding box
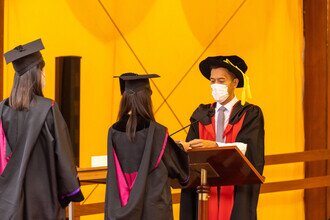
[0,39,84,220]
[180,56,265,220]
[105,73,190,220]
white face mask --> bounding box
[211,83,229,103]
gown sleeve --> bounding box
[236,105,265,174]
[186,116,199,142]
[186,104,213,141]
[162,136,190,186]
[51,102,84,207]
[231,105,265,220]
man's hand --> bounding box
[188,139,218,148]
[176,140,192,152]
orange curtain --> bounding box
[4,0,304,219]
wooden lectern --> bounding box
[172,146,265,220]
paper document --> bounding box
[217,142,247,155]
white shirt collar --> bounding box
[216,96,239,112]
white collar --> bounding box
[216,96,238,112]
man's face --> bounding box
[210,67,238,99]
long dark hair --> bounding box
[9,60,45,110]
[117,87,155,142]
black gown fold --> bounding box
[105,116,189,220]
[0,96,84,220]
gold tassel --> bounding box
[223,59,252,105]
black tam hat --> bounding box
[115,73,160,94]
[4,39,45,76]
[199,55,247,88]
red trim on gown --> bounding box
[198,111,247,220]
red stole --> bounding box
[198,110,247,220]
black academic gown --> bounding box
[180,101,264,220]
[0,96,84,220]
[105,115,189,220]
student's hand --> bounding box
[188,139,217,148]
[176,140,192,152]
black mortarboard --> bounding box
[4,39,45,76]
[114,73,160,94]
[199,55,248,88]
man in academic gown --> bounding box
[180,55,265,220]
[0,39,84,219]
[105,73,190,220]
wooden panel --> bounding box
[77,150,330,183]
[75,150,330,217]
[265,149,330,165]
[73,193,182,217]
[0,0,4,100]
[73,174,330,216]
[78,166,107,181]
[260,176,330,194]
[74,203,104,217]
[303,0,328,219]
[327,0,330,216]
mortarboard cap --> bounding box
[114,73,160,94]
[4,39,45,76]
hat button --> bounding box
[14,45,25,52]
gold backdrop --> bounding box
[3,0,304,219]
